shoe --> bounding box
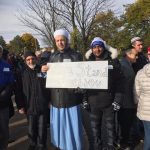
[37,146,47,150]
[119,143,131,150]
[8,138,15,143]
[102,145,116,150]
[28,145,36,150]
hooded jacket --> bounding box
[134,64,150,121]
[85,49,124,108]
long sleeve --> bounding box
[134,70,142,104]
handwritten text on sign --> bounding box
[46,61,108,89]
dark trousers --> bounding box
[0,107,9,150]
[118,108,136,145]
[130,116,144,143]
[27,113,47,148]
[81,108,94,150]
[89,105,115,150]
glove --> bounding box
[82,101,90,111]
[112,102,120,111]
[75,87,83,93]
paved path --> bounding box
[8,110,143,150]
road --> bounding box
[8,110,54,150]
[8,110,143,150]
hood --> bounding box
[85,44,118,60]
[143,63,150,77]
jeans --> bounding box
[143,120,150,150]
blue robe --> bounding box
[50,105,83,150]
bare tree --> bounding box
[50,0,110,52]
[18,0,111,52]
[74,0,108,52]
[18,0,61,47]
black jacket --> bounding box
[132,52,148,74]
[22,65,50,115]
[85,50,124,108]
[49,47,83,108]
[120,57,136,108]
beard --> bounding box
[28,64,36,69]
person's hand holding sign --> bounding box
[41,65,49,72]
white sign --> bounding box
[46,61,108,89]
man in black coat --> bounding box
[118,48,137,149]
[84,37,124,150]
[20,51,50,150]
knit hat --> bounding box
[54,29,70,40]
[131,37,141,44]
[24,51,36,59]
[90,37,105,49]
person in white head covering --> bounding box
[53,28,70,51]
[42,29,84,150]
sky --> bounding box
[0,0,135,47]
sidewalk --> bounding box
[8,110,143,150]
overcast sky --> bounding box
[0,0,135,47]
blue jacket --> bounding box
[0,59,14,108]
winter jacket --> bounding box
[120,57,136,108]
[0,59,14,108]
[132,52,148,74]
[49,47,83,108]
[85,50,124,108]
[134,63,150,121]
[22,65,50,115]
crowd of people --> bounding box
[0,29,150,150]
